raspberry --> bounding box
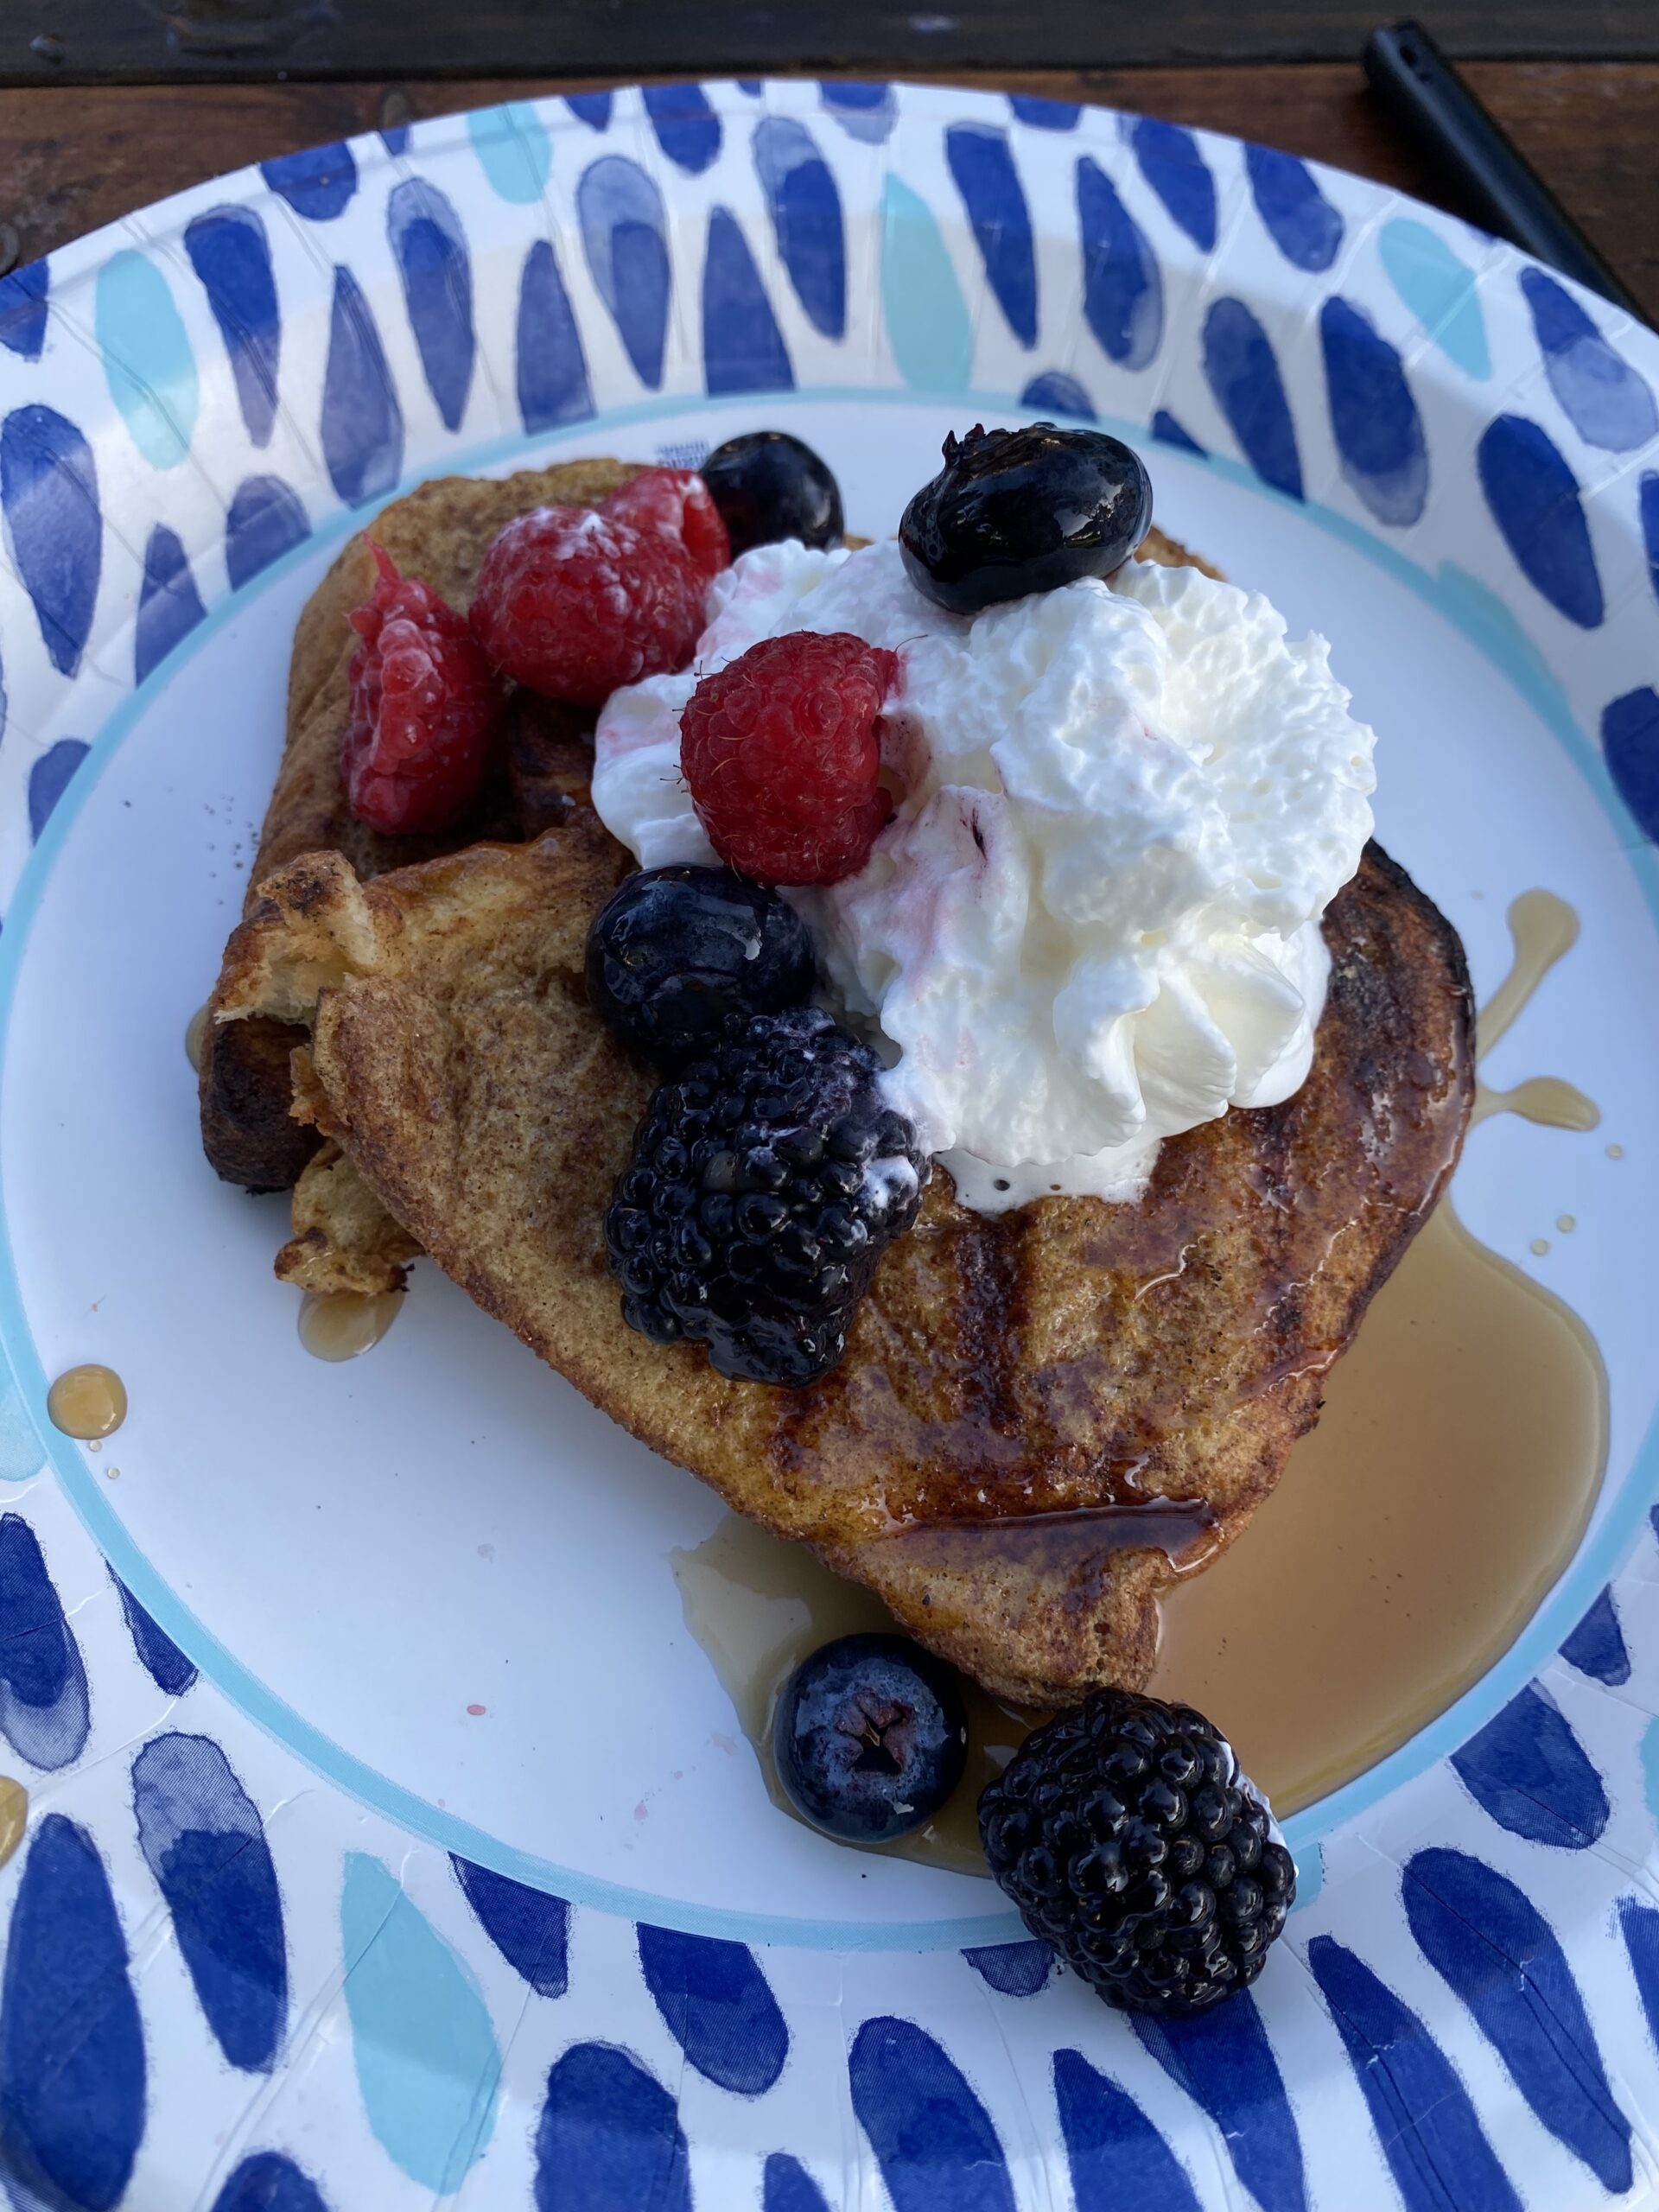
[344,543,504,835]
[470,505,707,706]
[603,467,730,579]
[680,632,899,886]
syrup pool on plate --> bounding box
[675,887,1610,1855]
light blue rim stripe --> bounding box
[2,385,1656,1952]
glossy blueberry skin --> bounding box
[700,431,845,556]
[899,422,1154,614]
[585,866,816,1067]
[773,1633,969,1843]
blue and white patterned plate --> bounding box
[1,76,1658,2212]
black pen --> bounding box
[1363,20,1646,322]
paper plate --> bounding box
[1,77,1657,2212]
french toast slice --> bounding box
[217,816,1472,1707]
[199,458,641,1192]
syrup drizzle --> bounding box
[0,1778,25,1872]
[47,1364,128,1440]
[673,884,1609,1859]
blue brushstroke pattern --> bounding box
[1153,407,1207,454]
[1020,370,1093,417]
[703,207,793,396]
[1,404,102,675]
[388,178,474,432]
[95,249,199,468]
[467,103,552,204]
[321,267,404,507]
[211,2150,330,2212]
[1308,1934,1522,2212]
[1404,1847,1630,2190]
[565,92,612,130]
[260,143,357,221]
[379,124,410,155]
[1320,296,1428,524]
[819,81,896,143]
[340,1853,500,2191]
[111,1570,197,1695]
[1560,1586,1630,1683]
[1134,1993,1307,2212]
[635,1922,788,2094]
[1379,219,1490,378]
[880,176,973,392]
[963,1939,1055,1996]
[1009,95,1080,130]
[1643,471,1659,602]
[516,240,594,433]
[1521,267,1657,452]
[737,79,761,95]
[1053,2048,1202,2212]
[184,207,280,448]
[1476,414,1603,629]
[135,524,207,684]
[1129,117,1217,251]
[0,1511,90,1770]
[1077,156,1163,369]
[28,739,89,843]
[132,1732,287,2072]
[645,83,721,174]
[1202,296,1304,499]
[533,2043,690,2212]
[1450,1682,1609,1847]
[226,474,309,589]
[1246,144,1343,271]
[764,2151,831,2212]
[1602,686,1659,842]
[1618,1895,1659,2053]
[848,2017,1015,2212]
[946,125,1036,347]
[577,156,671,388]
[753,118,846,339]
[0,1815,145,2212]
[451,1853,569,1997]
[0,261,48,359]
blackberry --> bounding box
[606,1007,927,1386]
[979,1690,1294,2017]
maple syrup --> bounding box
[184,1001,211,1073]
[1153,885,1606,1810]
[298,1292,402,1362]
[47,1363,128,1440]
[671,884,1609,1858]
[0,1778,25,1872]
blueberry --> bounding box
[586,866,815,1067]
[773,1632,968,1842]
[899,422,1154,614]
[700,431,845,556]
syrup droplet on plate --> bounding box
[47,1363,127,1440]
[1557,1214,1576,1234]
[0,1778,26,1872]
[298,1292,402,1362]
[184,1001,211,1072]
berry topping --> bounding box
[602,467,731,579]
[344,543,505,835]
[700,431,845,556]
[774,1634,968,1843]
[470,505,707,706]
[899,422,1154,615]
[680,631,898,887]
[606,1006,928,1386]
[979,1690,1294,2016]
[586,866,816,1067]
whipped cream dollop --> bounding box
[593,537,1376,1212]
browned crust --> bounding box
[225,817,1473,1707]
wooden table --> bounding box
[2,7,1656,319]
